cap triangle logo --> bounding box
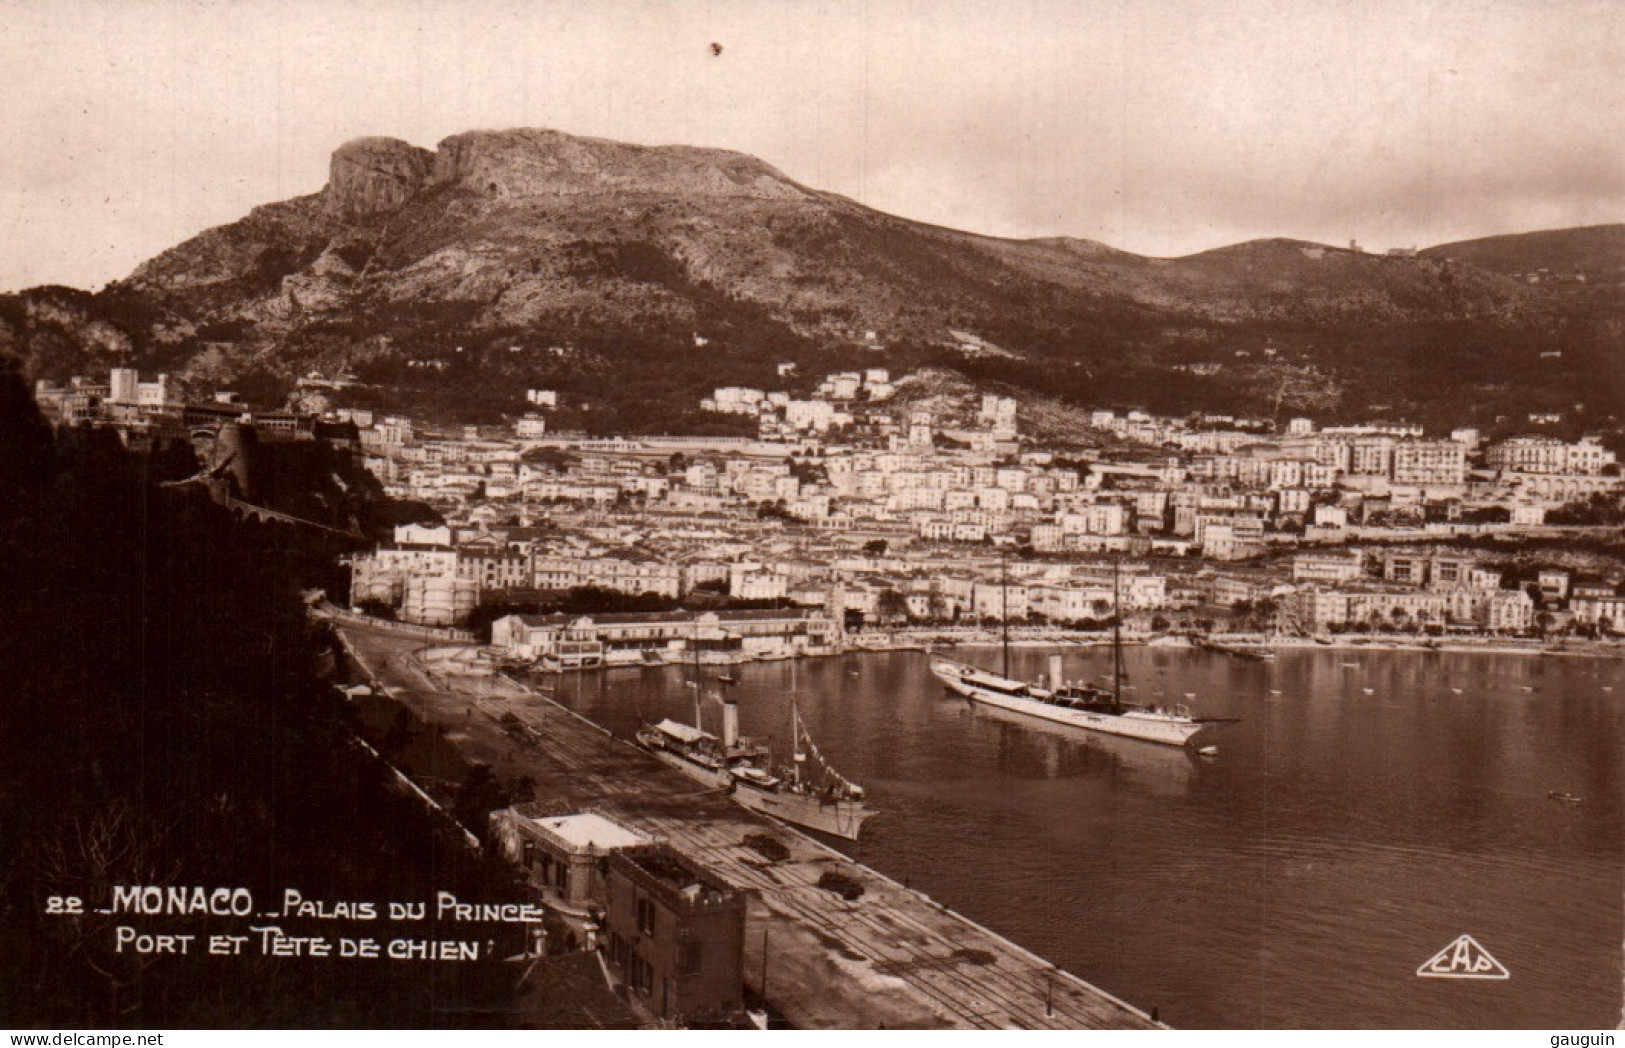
[1416,934,1510,979]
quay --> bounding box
[334,619,1164,1030]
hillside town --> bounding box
[35,365,1625,666]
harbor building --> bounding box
[602,844,746,1026]
[490,608,840,667]
[491,805,650,940]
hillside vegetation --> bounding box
[0,367,525,1025]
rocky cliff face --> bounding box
[318,127,811,212]
[325,137,434,215]
[427,128,811,201]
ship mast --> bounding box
[790,695,806,787]
[690,621,704,731]
[1111,557,1124,713]
[1000,548,1011,679]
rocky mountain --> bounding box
[1,128,1619,434]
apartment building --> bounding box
[1391,440,1468,486]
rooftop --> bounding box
[507,607,822,628]
[615,843,738,908]
[530,811,648,852]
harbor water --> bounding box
[546,647,1623,1028]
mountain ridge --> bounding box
[2,128,1619,436]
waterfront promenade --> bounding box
[857,625,1625,659]
[336,620,1163,1030]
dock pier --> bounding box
[336,621,1164,1030]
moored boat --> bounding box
[636,693,875,840]
[930,654,1212,747]
[931,556,1235,748]
[726,700,875,839]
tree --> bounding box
[453,764,512,847]
[1150,615,1171,633]
[381,707,420,760]
[863,539,888,556]
[1464,505,1511,525]
[876,588,911,624]
[505,774,537,805]
[355,598,396,620]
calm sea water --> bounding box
[548,647,1623,1029]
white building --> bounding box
[1292,551,1364,583]
[1392,440,1468,486]
[1570,594,1625,629]
[729,565,789,601]
[971,581,1030,621]
[395,522,453,546]
[1484,589,1534,632]
[1510,503,1547,527]
[1487,436,1617,476]
[708,387,767,415]
[1313,504,1349,528]
[785,399,838,431]
[402,575,479,626]
[350,545,459,607]
[108,368,179,410]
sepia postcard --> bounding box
[1,0,1619,1037]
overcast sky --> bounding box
[1,0,1619,291]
